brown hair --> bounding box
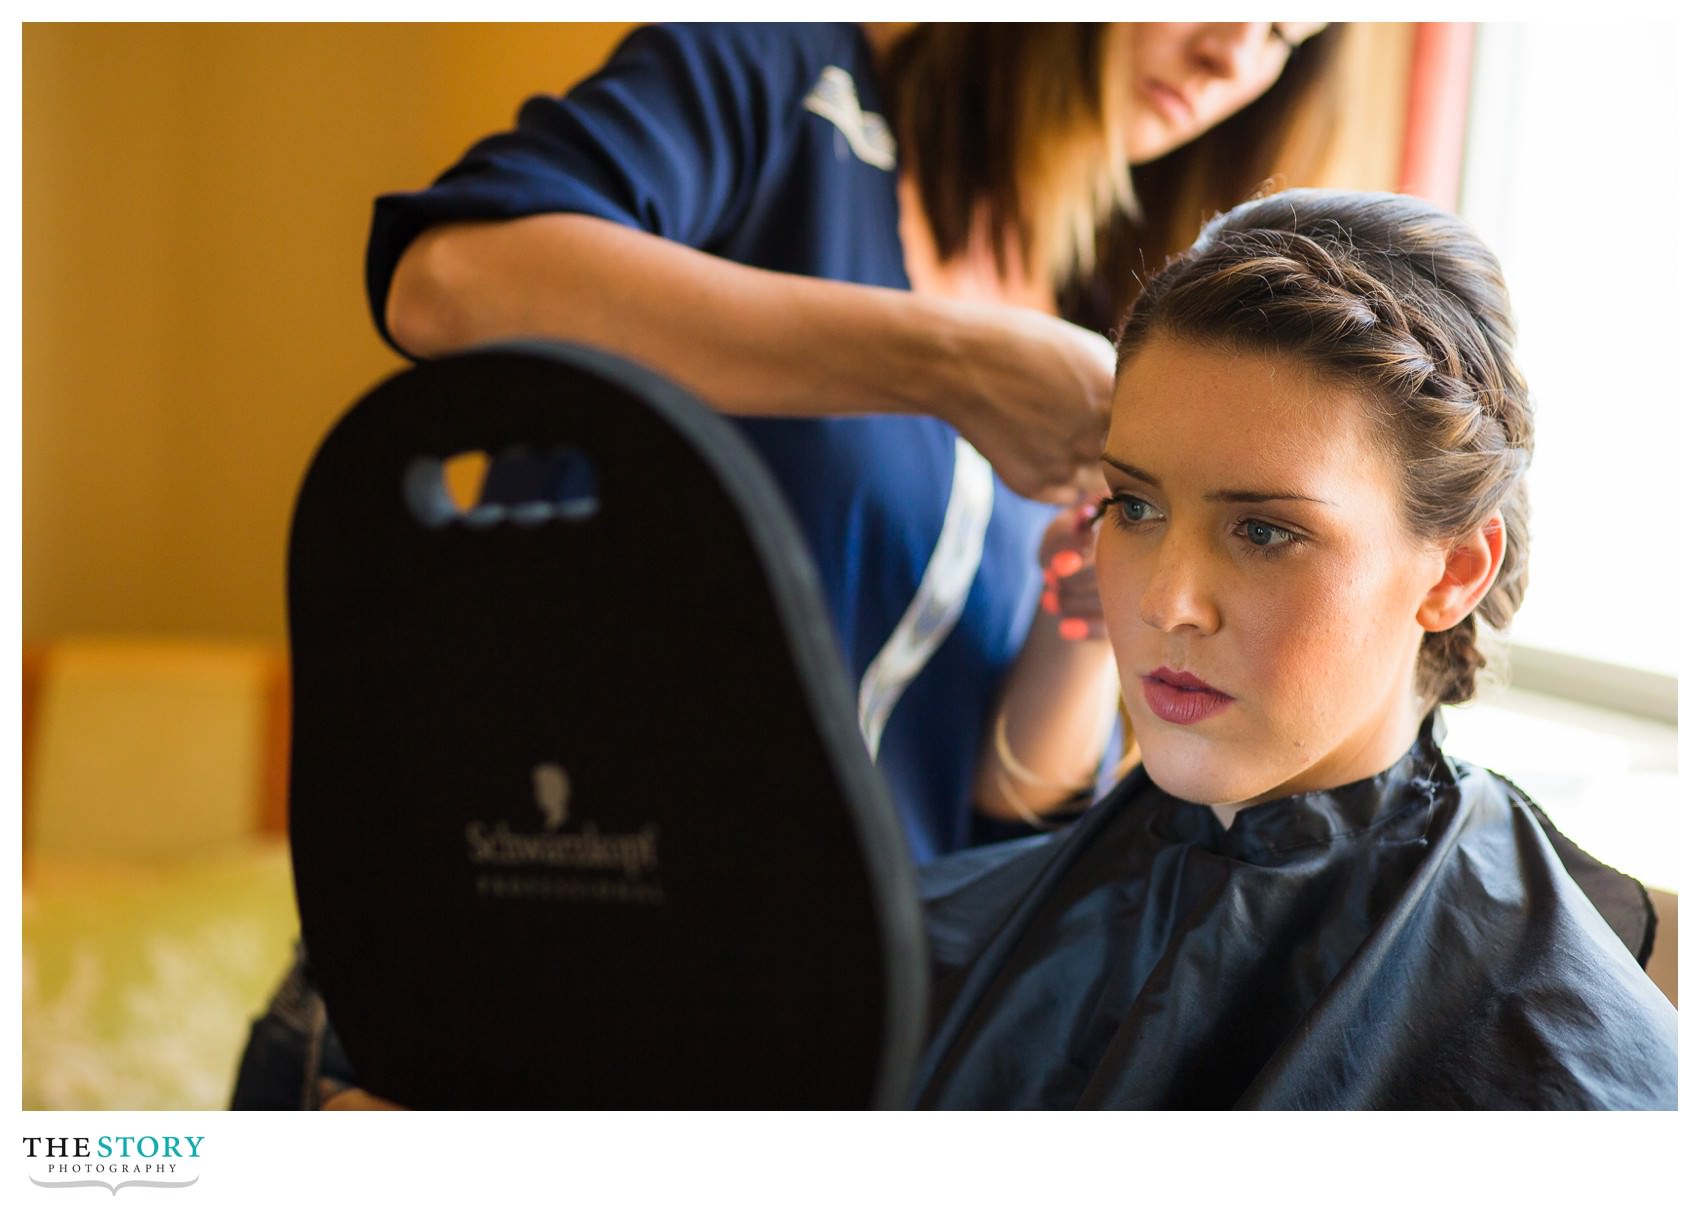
[1114,190,1534,706]
[878,25,1346,300]
[876,24,1133,291]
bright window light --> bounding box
[1459,23,1682,678]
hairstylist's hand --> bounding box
[1037,492,1109,642]
[945,307,1116,505]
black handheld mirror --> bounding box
[287,342,925,1108]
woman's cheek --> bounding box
[1229,572,1350,733]
[1228,580,1303,682]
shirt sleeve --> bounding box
[364,23,806,354]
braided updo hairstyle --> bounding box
[1114,189,1533,706]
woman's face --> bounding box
[1114,22,1329,164]
[1096,335,1445,811]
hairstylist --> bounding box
[368,22,1334,863]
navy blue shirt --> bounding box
[367,23,1054,863]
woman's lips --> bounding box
[1143,78,1194,126]
[1141,667,1233,726]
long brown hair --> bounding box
[875,23,1346,316]
[1115,190,1534,707]
[875,24,1132,292]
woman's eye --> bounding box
[1238,518,1300,551]
[1093,492,1162,529]
[1114,494,1161,526]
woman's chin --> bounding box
[1140,745,1272,810]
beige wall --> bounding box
[1314,23,1414,192]
[24,22,1410,645]
[24,23,636,643]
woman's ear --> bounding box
[1416,513,1505,632]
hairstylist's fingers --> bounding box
[1040,513,1101,581]
[1057,616,1108,642]
[1073,462,1110,502]
[1050,549,1085,578]
[950,309,1113,502]
[1057,586,1103,624]
[1029,481,1082,507]
[1056,566,1099,600]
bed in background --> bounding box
[22,640,298,1110]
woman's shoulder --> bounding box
[1444,753,1657,963]
[1404,754,1677,1104]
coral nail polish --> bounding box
[1051,550,1084,578]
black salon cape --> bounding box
[915,721,1677,1109]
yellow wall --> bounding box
[24,23,636,643]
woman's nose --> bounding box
[1138,538,1221,635]
[1189,22,1264,82]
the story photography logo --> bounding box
[23,1132,203,1195]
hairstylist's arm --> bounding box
[973,501,1122,820]
[387,214,1113,505]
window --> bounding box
[1441,25,1679,910]
[1458,24,1682,687]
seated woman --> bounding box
[914,188,1677,1109]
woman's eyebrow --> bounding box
[1207,487,1335,506]
[1101,454,1159,485]
[1101,453,1335,506]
